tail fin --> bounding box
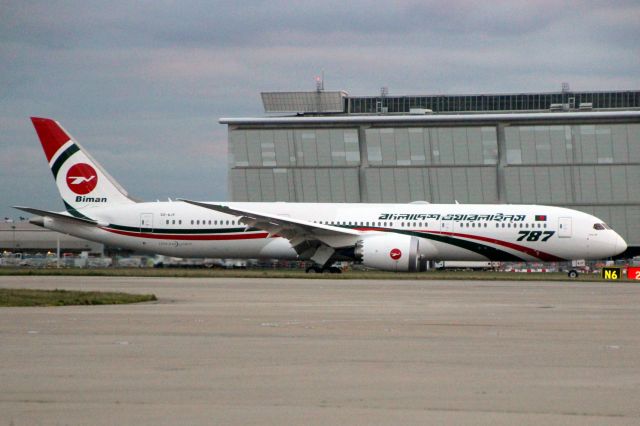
[31,117,136,214]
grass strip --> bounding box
[0,288,157,307]
[0,267,608,281]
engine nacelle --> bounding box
[355,234,435,272]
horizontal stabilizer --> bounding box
[12,206,98,226]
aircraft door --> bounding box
[558,217,572,238]
[140,213,153,232]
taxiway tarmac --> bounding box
[1,276,639,425]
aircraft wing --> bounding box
[13,206,98,226]
[178,199,363,251]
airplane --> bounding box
[14,117,627,277]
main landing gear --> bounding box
[567,270,579,278]
[305,265,342,274]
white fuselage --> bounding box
[44,202,627,262]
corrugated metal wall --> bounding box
[503,123,640,246]
[228,122,640,245]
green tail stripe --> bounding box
[51,144,80,179]
[63,201,92,220]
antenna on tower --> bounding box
[315,71,325,92]
[377,87,389,113]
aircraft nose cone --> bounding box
[615,233,627,256]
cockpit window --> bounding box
[593,223,606,230]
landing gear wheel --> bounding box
[568,270,579,278]
[305,266,322,274]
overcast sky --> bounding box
[1,0,639,219]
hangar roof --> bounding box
[220,110,640,126]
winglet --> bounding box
[178,199,363,236]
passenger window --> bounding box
[191,220,194,225]
[179,220,182,225]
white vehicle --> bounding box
[434,261,498,271]
[15,117,627,276]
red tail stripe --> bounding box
[31,117,71,162]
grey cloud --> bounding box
[4,1,638,50]
[1,0,639,219]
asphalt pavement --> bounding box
[1,276,639,425]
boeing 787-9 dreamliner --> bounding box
[14,118,627,276]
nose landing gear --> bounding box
[567,270,579,278]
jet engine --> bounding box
[354,234,436,272]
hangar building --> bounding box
[220,89,640,252]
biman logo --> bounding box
[390,248,402,260]
[66,163,98,195]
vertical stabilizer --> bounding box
[31,117,136,215]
